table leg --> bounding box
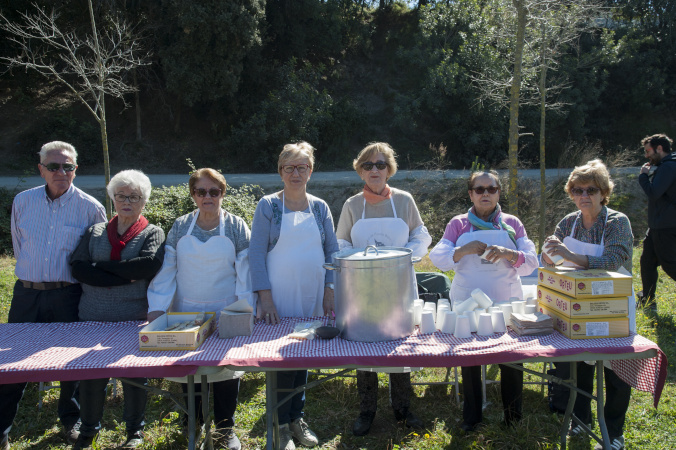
[265,371,279,450]
[187,375,196,450]
[559,361,578,450]
[596,361,611,449]
[202,376,213,450]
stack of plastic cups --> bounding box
[413,299,424,326]
[500,303,514,329]
[512,300,526,315]
[477,313,494,336]
[454,315,471,338]
[467,309,479,332]
[424,302,437,322]
[420,310,436,334]
[437,303,451,329]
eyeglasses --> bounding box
[114,194,142,203]
[40,163,77,172]
[471,186,499,194]
[282,164,310,174]
[193,188,223,198]
[571,187,600,196]
[361,161,388,171]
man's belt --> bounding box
[21,280,75,290]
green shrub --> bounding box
[144,183,261,236]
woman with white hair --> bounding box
[70,169,165,449]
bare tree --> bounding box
[1,0,150,217]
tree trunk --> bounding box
[100,95,112,219]
[134,69,142,142]
[508,0,527,215]
[538,22,548,251]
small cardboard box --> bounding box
[537,285,629,318]
[139,312,216,351]
[218,299,255,339]
[537,267,632,298]
[538,304,629,339]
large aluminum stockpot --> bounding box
[324,246,419,342]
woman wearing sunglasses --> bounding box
[249,141,338,450]
[429,170,538,431]
[336,142,431,436]
[147,168,254,450]
[542,159,633,450]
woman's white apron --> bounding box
[168,210,243,383]
[266,194,326,317]
[352,197,418,373]
[450,228,522,308]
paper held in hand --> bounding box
[219,299,254,338]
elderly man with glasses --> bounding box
[1,141,106,450]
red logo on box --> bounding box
[578,282,586,290]
[573,303,581,311]
[573,324,580,331]
[539,272,544,281]
[141,335,149,343]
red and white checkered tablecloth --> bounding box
[0,318,667,407]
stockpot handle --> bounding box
[363,245,379,256]
[323,263,340,271]
[411,257,422,264]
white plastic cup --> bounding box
[500,303,514,318]
[467,309,478,332]
[424,302,437,322]
[420,310,436,334]
[526,296,538,306]
[477,313,494,336]
[488,306,501,313]
[509,296,521,303]
[438,299,451,310]
[491,310,507,333]
[454,297,478,315]
[524,304,537,314]
[413,303,423,326]
[543,242,565,265]
[441,311,456,334]
[512,301,526,315]
[437,304,450,323]
[454,315,471,339]
[471,289,493,309]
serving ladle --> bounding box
[315,312,340,339]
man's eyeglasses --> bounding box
[41,163,77,172]
[282,164,310,174]
[114,194,142,203]
[471,186,499,195]
[361,161,388,171]
[571,187,600,196]
[193,188,223,198]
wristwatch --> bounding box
[325,283,335,290]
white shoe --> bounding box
[568,423,591,437]
[594,435,625,450]
[279,424,296,450]
[289,418,319,447]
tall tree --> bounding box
[1,0,150,217]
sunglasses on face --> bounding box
[361,161,388,171]
[41,163,77,172]
[471,186,499,194]
[193,188,222,198]
[571,187,600,196]
[114,194,142,203]
[282,164,310,174]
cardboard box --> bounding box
[537,267,632,298]
[538,304,629,339]
[139,312,216,351]
[537,285,629,318]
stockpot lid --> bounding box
[331,246,413,269]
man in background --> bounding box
[1,141,106,450]
[638,133,676,312]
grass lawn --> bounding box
[0,251,674,449]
